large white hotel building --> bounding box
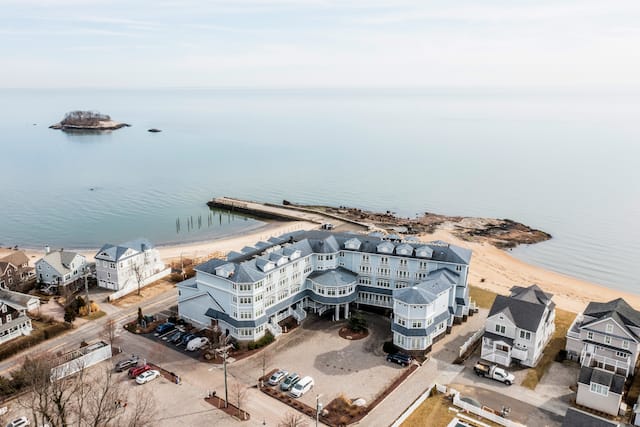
[177,230,471,352]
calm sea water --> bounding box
[1,88,639,293]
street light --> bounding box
[315,394,323,427]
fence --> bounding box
[50,341,112,381]
[451,389,526,427]
[459,327,485,358]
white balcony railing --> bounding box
[580,347,631,377]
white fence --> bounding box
[452,390,526,427]
[390,385,435,427]
[51,341,112,381]
[459,327,485,358]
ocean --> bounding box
[1,88,638,293]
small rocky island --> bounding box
[50,111,130,131]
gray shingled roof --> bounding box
[562,408,619,427]
[0,288,35,310]
[510,284,553,305]
[489,285,552,332]
[96,238,154,261]
[578,367,625,394]
[0,251,29,268]
[393,268,457,305]
[307,268,357,287]
[39,250,82,275]
[584,298,640,329]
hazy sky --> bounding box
[2,0,639,88]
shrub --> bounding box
[169,272,184,283]
[247,331,275,351]
[348,311,368,333]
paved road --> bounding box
[0,289,177,376]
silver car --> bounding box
[267,370,288,386]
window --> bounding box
[358,277,371,285]
[380,257,388,265]
[1,305,6,313]
[623,340,630,350]
[411,321,422,328]
[587,331,594,340]
[495,324,506,334]
[395,316,406,326]
[616,351,629,358]
[399,259,408,267]
[590,382,609,396]
[604,336,612,345]
[362,254,369,263]
[519,331,531,340]
[239,297,252,304]
[6,314,11,322]
[606,324,614,334]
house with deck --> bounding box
[481,284,555,367]
[0,250,35,292]
[0,288,40,345]
[566,298,640,377]
[95,238,170,293]
[178,230,472,352]
[35,249,87,292]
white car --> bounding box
[289,376,314,398]
[186,337,209,351]
[136,369,161,385]
[6,417,30,427]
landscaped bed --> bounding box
[204,394,250,421]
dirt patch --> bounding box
[204,395,251,421]
[110,280,175,308]
[338,326,369,341]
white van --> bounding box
[289,376,314,398]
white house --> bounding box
[481,284,555,367]
[178,230,472,352]
[0,288,40,345]
[35,249,87,290]
[95,238,169,293]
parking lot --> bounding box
[231,312,407,409]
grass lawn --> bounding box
[84,310,107,320]
[470,285,578,390]
[402,392,501,427]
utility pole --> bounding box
[216,340,233,409]
[84,266,90,305]
[316,394,323,427]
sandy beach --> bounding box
[10,219,637,315]
[422,229,640,314]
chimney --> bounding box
[45,245,50,254]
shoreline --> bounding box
[8,220,637,315]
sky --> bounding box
[1,0,640,88]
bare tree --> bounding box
[131,263,144,296]
[102,318,119,350]
[261,348,272,382]
[278,412,309,427]
[230,380,248,420]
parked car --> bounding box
[186,337,209,351]
[386,353,413,367]
[473,362,515,385]
[128,364,152,379]
[155,322,175,335]
[5,417,29,427]
[280,373,300,391]
[6,417,30,427]
[115,355,139,372]
[179,333,196,346]
[136,370,161,385]
[164,329,183,342]
[169,331,186,344]
[267,370,288,386]
[289,376,314,398]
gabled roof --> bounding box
[562,407,620,427]
[38,250,83,275]
[584,298,640,329]
[0,288,36,310]
[0,251,29,268]
[489,285,554,332]
[96,238,154,261]
[394,269,456,305]
[578,367,625,395]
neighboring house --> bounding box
[35,249,87,290]
[0,250,35,292]
[481,284,555,367]
[562,407,621,427]
[566,298,640,377]
[95,238,169,292]
[178,230,472,351]
[576,366,625,416]
[0,288,40,345]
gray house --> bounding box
[576,367,625,416]
[481,285,555,367]
[35,249,87,291]
[566,298,640,377]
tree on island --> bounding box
[60,111,111,126]
[348,311,368,333]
